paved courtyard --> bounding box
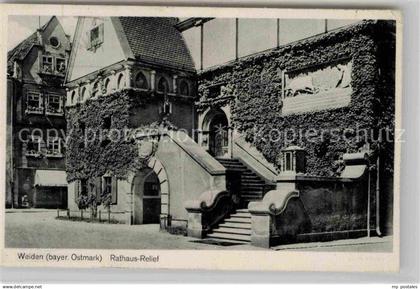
[5,210,392,252]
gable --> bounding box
[41,16,71,55]
[67,17,129,82]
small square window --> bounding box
[42,56,53,73]
[46,94,63,115]
[55,58,66,74]
[47,137,62,156]
[26,91,43,114]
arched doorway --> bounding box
[132,167,161,224]
[208,112,229,158]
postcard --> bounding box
[0,4,401,271]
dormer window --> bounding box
[89,23,104,51]
[46,94,63,116]
[26,91,43,114]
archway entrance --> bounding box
[132,168,161,224]
[208,112,229,158]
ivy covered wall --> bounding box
[198,20,396,177]
[65,89,195,182]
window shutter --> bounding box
[111,177,118,204]
[95,177,102,200]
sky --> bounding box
[8,16,358,69]
[8,16,78,50]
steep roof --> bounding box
[7,31,39,75]
[118,17,195,72]
[7,17,59,75]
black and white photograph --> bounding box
[1,5,402,272]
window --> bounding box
[80,87,87,101]
[26,135,41,156]
[161,102,172,115]
[117,74,125,90]
[49,36,60,48]
[89,23,104,50]
[134,72,148,89]
[104,78,111,94]
[26,91,43,114]
[80,179,88,196]
[55,58,66,74]
[42,56,53,73]
[284,152,292,171]
[46,94,63,115]
[91,81,100,98]
[103,176,117,205]
[103,116,112,130]
[70,91,76,105]
[179,80,190,96]
[157,77,169,93]
[47,137,62,156]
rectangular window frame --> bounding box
[26,91,43,114]
[26,135,42,157]
[55,57,66,74]
[42,55,54,74]
[89,23,104,50]
[46,94,63,116]
[46,137,62,157]
[102,176,117,205]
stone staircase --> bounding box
[216,158,268,204]
[203,158,274,244]
[206,209,251,244]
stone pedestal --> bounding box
[250,213,272,248]
[187,211,204,238]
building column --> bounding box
[150,70,156,91]
[110,70,116,92]
[124,65,132,89]
[173,75,178,94]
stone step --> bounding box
[224,217,252,224]
[241,178,264,183]
[206,232,251,242]
[212,227,251,236]
[231,212,251,218]
[236,209,249,213]
[219,222,252,229]
[241,184,264,189]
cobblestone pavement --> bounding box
[5,210,392,252]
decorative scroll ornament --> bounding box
[137,136,159,167]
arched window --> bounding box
[179,80,190,96]
[104,78,111,94]
[157,77,169,93]
[134,72,148,89]
[91,81,99,98]
[80,87,87,102]
[117,73,125,90]
[70,91,76,105]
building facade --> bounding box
[65,17,395,247]
[6,16,71,208]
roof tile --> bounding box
[118,17,195,72]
